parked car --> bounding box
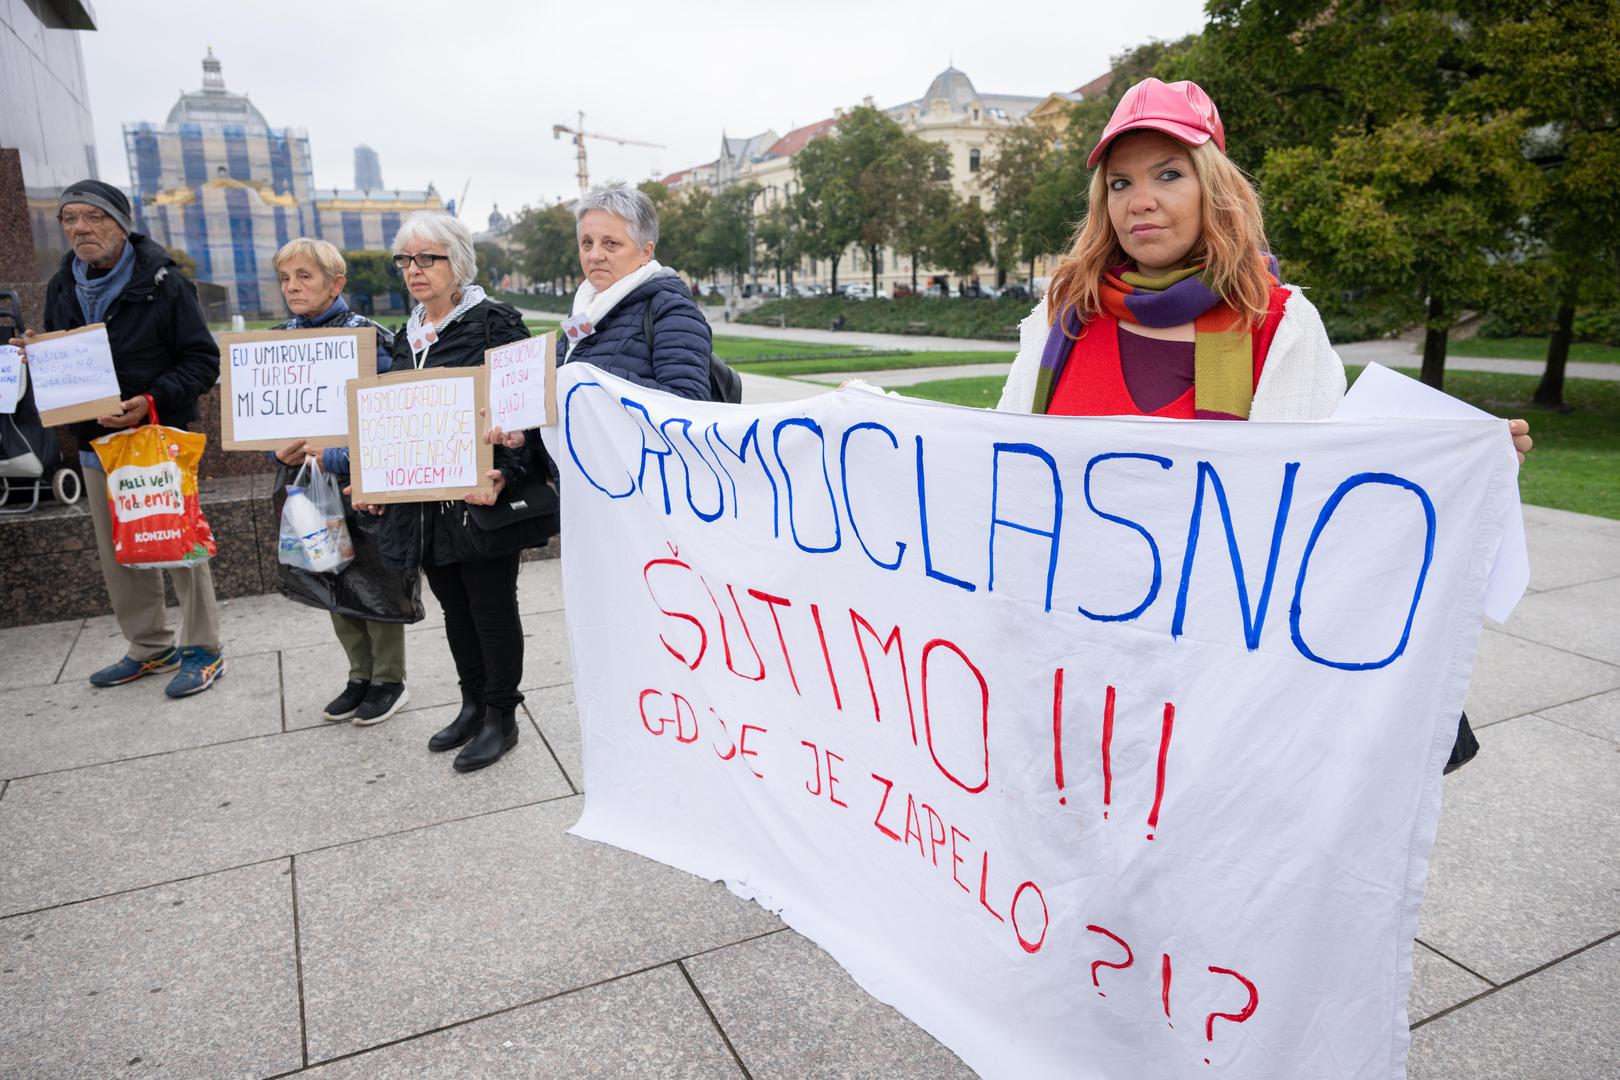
[891,283,916,299]
[841,283,874,300]
[1001,283,1032,301]
[923,284,947,299]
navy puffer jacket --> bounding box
[558,273,712,400]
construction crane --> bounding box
[551,112,665,194]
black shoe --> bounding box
[323,679,371,721]
[454,704,518,772]
[353,682,409,726]
[428,693,483,752]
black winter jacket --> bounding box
[389,298,558,566]
[43,233,220,442]
[556,272,711,400]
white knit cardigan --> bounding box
[994,285,1347,421]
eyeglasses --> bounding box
[59,210,110,228]
[392,253,452,269]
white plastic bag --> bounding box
[278,457,354,573]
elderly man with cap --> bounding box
[9,180,225,696]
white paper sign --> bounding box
[546,365,1520,1080]
[220,328,376,449]
[26,324,121,425]
[486,332,556,431]
[0,346,21,414]
[349,368,490,503]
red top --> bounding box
[1048,288,1290,418]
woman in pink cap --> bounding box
[997,77,1529,771]
[997,77,1533,455]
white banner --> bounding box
[547,365,1518,1080]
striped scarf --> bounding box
[1035,258,1278,419]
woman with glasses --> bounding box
[375,211,558,772]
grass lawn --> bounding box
[714,338,880,362]
[895,367,1620,520]
[744,350,1013,379]
[1450,336,1620,364]
[206,318,284,332]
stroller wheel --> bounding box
[0,476,8,504]
[52,468,82,505]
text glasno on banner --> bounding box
[544,363,1517,1080]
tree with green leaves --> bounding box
[342,251,401,312]
[930,197,994,289]
[700,182,761,292]
[1264,112,1538,387]
[1458,0,1620,406]
[512,203,579,293]
[640,181,714,283]
[755,199,798,293]
[474,240,511,290]
[884,136,952,293]
[792,132,861,292]
[985,123,1057,283]
[793,105,949,294]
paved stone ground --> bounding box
[1,496,1615,1078]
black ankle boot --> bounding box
[428,693,483,752]
[453,704,518,772]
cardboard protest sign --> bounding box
[25,324,122,425]
[486,332,556,431]
[220,327,377,450]
[545,364,1520,1080]
[347,366,492,504]
[0,346,21,414]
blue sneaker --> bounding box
[89,648,181,688]
[164,647,227,698]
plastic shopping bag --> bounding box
[90,419,217,569]
[278,458,354,573]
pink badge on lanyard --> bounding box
[561,313,596,342]
[408,324,439,355]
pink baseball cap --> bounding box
[1086,78,1226,167]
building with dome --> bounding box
[664,67,1052,293]
[124,50,441,315]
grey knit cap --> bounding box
[57,180,133,233]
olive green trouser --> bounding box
[330,611,406,683]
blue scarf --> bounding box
[293,294,351,329]
[72,239,137,325]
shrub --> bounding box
[490,290,571,314]
[739,296,1034,339]
[1574,309,1620,346]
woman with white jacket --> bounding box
[997,77,1531,769]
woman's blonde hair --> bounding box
[273,237,346,280]
[1046,137,1273,330]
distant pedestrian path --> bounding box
[522,306,1620,387]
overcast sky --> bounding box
[81,0,1207,227]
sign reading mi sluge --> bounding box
[220,328,377,450]
[25,323,123,426]
[548,364,1521,1080]
[347,366,492,504]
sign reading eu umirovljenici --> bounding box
[544,365,1518,1080]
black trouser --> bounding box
[424,552,524,708]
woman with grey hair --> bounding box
[376,211,559,772]
[556,182,713,400]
